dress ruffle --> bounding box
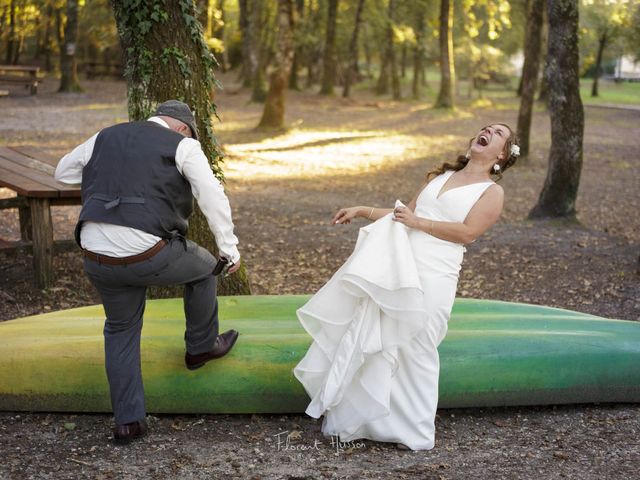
[293,213,428,435]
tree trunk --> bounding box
[288,0,304,90]
[13,33,23,64]
[516,0,544,158]
[388,0,401,100]
[59,0,82,92]
[320,0,339,95]
[238,0,252,86]
[376,49,389,95]
[363,22,372,78]
[34,12,43,60]
[342,0,366,98]
[250,0,267,102]
[5,0,16,65]
[591,32,607,97]
[516,0,532,97]
[435,0,455,108]
[529,0,584,220]
[537,6,549,106]
[412,6,426,99]
[111,0,251,295]
[258,0,295,129]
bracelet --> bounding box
[367,207,374,219]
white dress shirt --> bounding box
[55,117,240,263]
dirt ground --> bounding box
[0,73,639,479]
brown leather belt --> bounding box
[83,239,168,265]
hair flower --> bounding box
[493,164,501,172]
[510,144,521,157]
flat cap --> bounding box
[154,100,199,140]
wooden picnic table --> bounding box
[0,146,80,288]
[0,65,40,95]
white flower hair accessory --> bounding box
[493,164,501,172]
[510,144,521,157]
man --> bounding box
[55,100,242,444]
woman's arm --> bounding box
[332,206,393,224]
[333,179,432,225]
[393,184,504,244]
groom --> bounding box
[55,100,242,444]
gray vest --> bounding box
[75,121,193,246]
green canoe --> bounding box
[0,295,638,413]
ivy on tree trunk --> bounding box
[529,0,584,220]
[111,0,251,295]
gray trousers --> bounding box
[83,236,218,425]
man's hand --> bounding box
[227,259,241,275]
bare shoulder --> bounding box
[475,183,504,209]
[486,183,504,197]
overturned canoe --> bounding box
[0,295,638,413]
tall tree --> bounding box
[435,0,454,108]
[387,0,401,100]
[516,0,544,158]
[516,0,531,97]
[59,0,82,92]
[412,3,427,99]
[319,0,339,95]
[258,0,295,129]
[111,0,251,294]
[238,0,252,86]
[4,0,16,64]
[529,0,584,219]
[343,0,366,98]
[537,7,549,106]
[582,0,630,97]
[375,49,390,95]
[250,0,267,101]
[42,3,55,72]
[288,0,304,90]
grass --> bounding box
[580,79,640,106]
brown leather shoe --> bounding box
[185,329,239,370]
[113,420,148,445]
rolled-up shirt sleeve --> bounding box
[176,138,241,264]
[54,133,98,184]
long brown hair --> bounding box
[427,123,520,182]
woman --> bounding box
[293,123,520,450]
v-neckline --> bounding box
[435,170,493,200]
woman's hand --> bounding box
[332,207,362,225]
[392,205,421,229]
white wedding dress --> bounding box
[293,170,496,450]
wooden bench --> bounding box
[0,65,40,95]
[0,146,81,288]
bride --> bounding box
[293,123,520,450]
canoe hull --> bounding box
[1,295,638,413]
